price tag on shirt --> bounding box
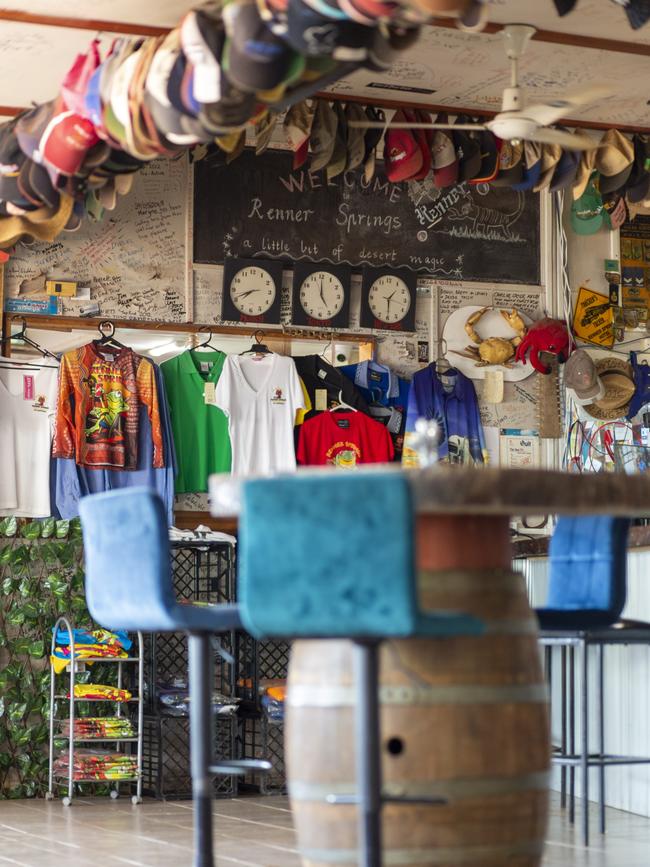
[315,389,328,411]
[204,382,216,405]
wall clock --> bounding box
[360,266,417,332]
[221,257,283,324]
[292,262,351,328]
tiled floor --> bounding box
[0,793,649,866]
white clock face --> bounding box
[299,270,345,321]
[230,266,276,316]
[368,275,411,324]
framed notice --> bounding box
[572,286,614,348]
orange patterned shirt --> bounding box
[52,342,164,470]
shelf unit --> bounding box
[47,616,144,807]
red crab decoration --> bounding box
[515,318,573,374]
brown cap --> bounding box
[584,356,635,420]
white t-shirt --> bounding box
[214,354,305,476]
[0,360,58,517]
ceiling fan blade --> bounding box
[528,127,598,151]
[524,85,613,127]
[347,120,487,130]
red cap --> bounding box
[384,113,422,183]
[39,110,99,177]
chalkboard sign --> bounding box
[193,149,540,285]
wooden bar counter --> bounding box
[210,467,650,867]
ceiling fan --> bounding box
[349,24,610,150]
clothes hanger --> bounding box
[0,317,58,362]
[240,330,271,356]
[95,320,127,351]
[329,389,358,412]
[193,329,219,352]
[319,335,333,362]
[435,337,453,375]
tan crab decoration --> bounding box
[455,306,528,367]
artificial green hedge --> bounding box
[0,516,88,798]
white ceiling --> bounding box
[0,1,648,127]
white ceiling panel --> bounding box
[332,26,650,127]
[0,1,190,27]
[487,0,650,45]
[0,22,122,108]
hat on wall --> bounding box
[511,140,542,191]
[432,119,458,188]
[572,145,598,200]
[490,139,523,187]
[596,129,634,194]
[570,172,604,235]
[533,142,562,192]
[625,134,650,204]
[583,357,635,421]
[384,110,422,182]
[309,98,337,171]
[564,348,604,405]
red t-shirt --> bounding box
[296,411,394,468]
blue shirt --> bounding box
[51,363,177,525]
[403,364,486,465]
[339,361,410,460]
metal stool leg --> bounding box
[188,633,215,867]
[569,645,576,825]
[561,645,567,808]
[580,640,589,847]
[354,640,382,867]
[598,643,606,835]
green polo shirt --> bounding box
[160,350,231,493]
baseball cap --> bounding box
[345,103,367,171]
[223,0,302,93]
[61,38,101,116]
[432,118,458,188]
[310,99,337,171]
[618,0,650,30]
[570,172,604,235]
[470,129,499,184]
[0,192,73,248]
[625,134,650,203]
[15,100,57,162]
[181,9,224,105]
[39,109,100,179]
[533,142,562,192]
[285,0,373,61]
[511,140,542,191]
[572,145,598,200]
[327,102,347,180]
[596,129,634,194]
[564,349,603,404]
[549,146,579,192]
[602,190,628,230]
[453,118,481,183]
[384,111,422,183]
[403,109,430,181]
[491,139,523,187]
[362,105,384,182]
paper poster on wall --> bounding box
[499,429,540,468]
[572,286,614,347]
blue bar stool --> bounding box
[239,471,484,867]
[536,516,650,847]
[79,487,269,867]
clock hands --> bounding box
[234,288,260,300]
[319,275,326,307]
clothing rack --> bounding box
[1,314,377,354]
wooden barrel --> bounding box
[285,514,549,867]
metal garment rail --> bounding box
[47,616,144,806]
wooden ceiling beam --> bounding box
[321,92,650,134]
[1,8,650,56]
[0,9,169,37]
[428,15,650,58]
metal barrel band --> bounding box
[287,682,549,708]
[290,770,551,803]
[417,568,526,592]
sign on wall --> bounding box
[193,149,541,285]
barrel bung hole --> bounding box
[386,737,404,756]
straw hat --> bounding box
[584,356,635,421]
